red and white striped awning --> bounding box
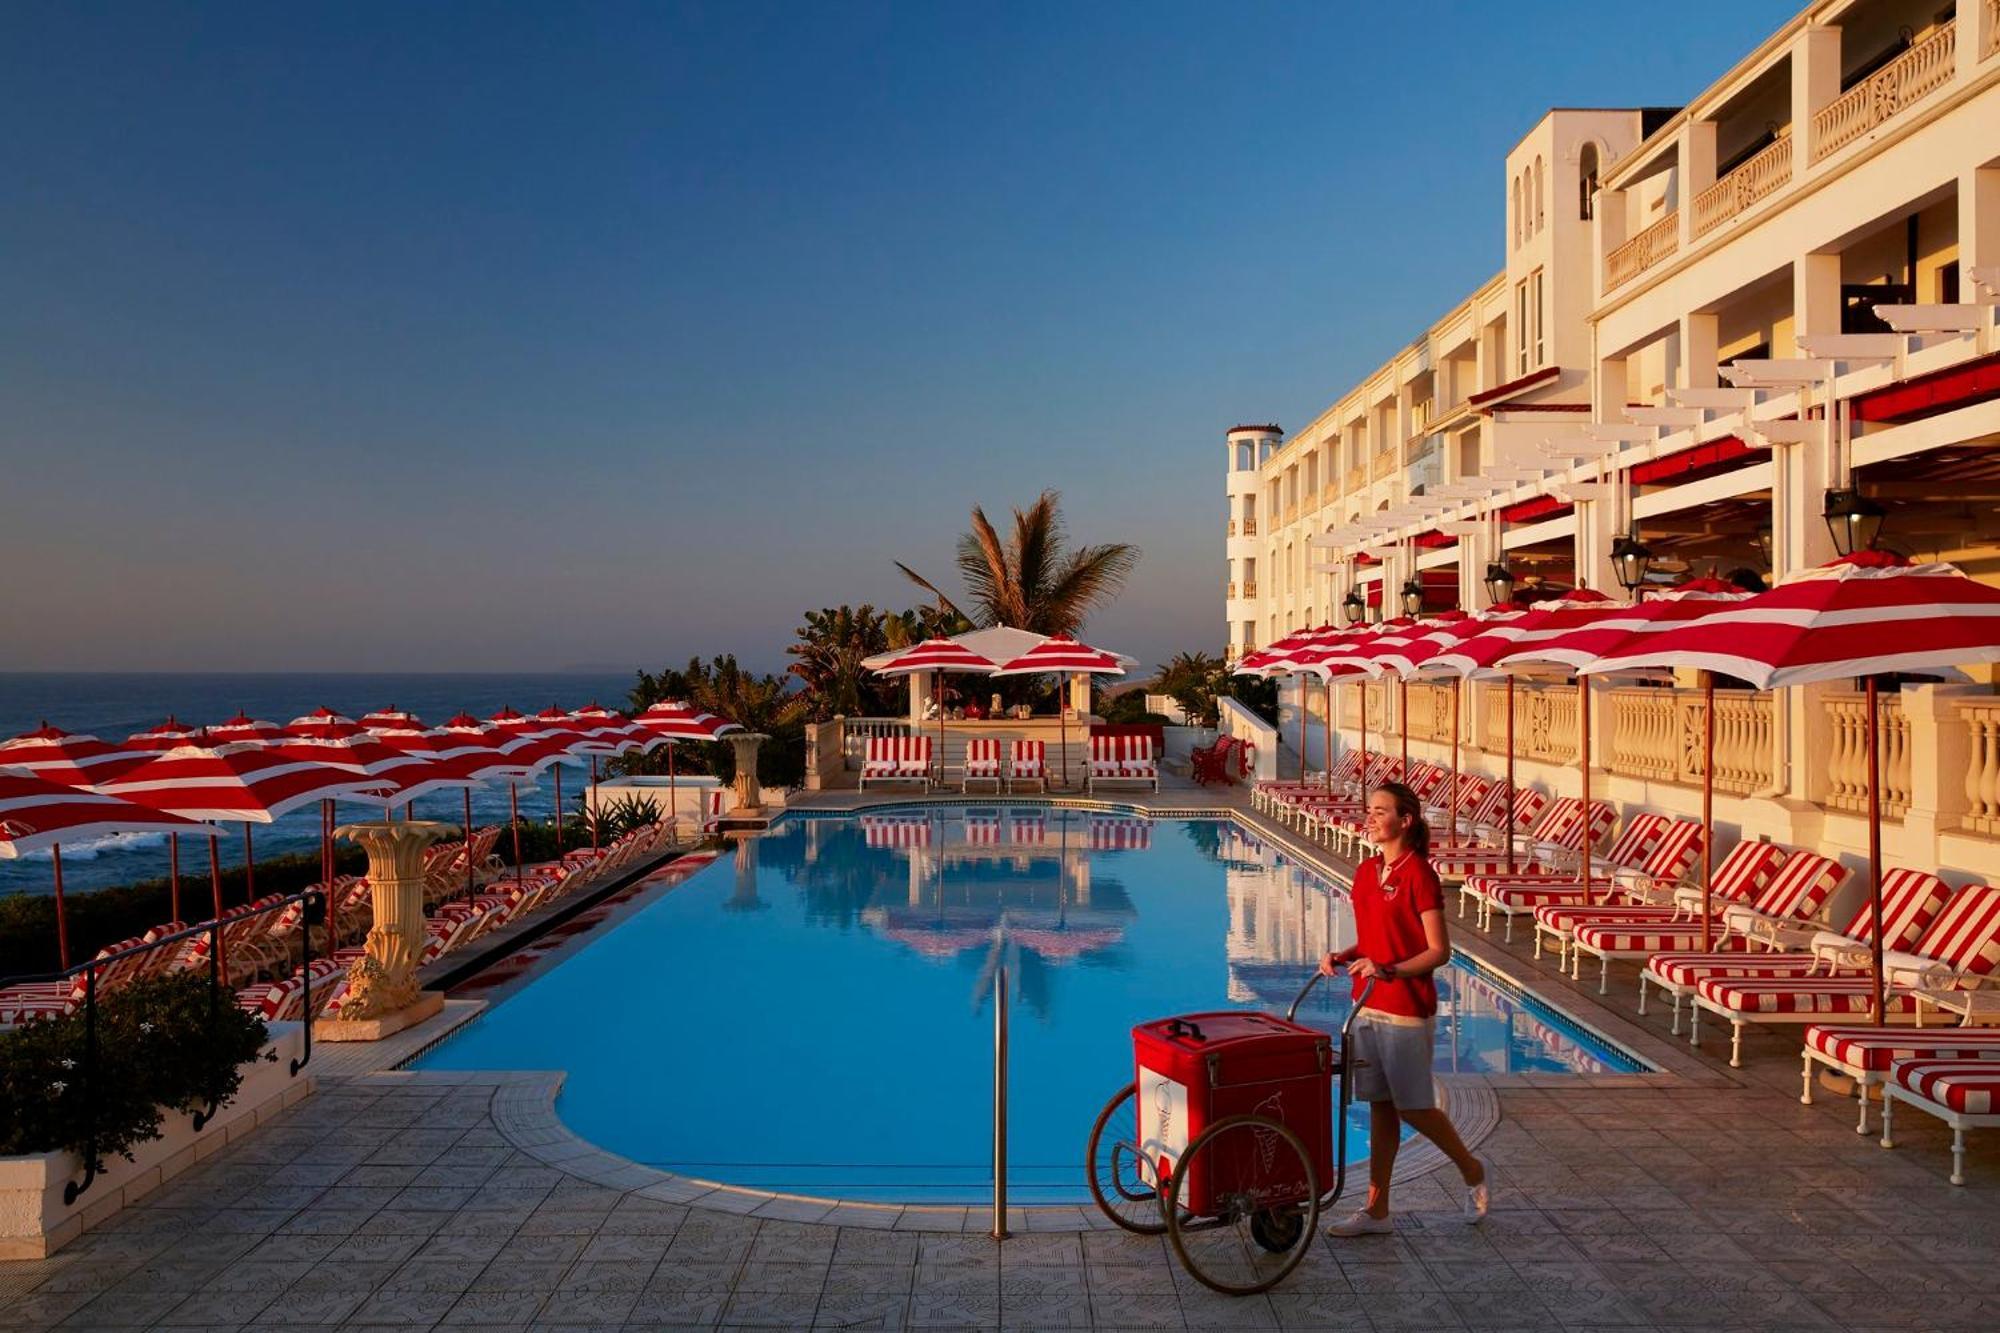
[989,635,1129,678]
[0,771,217,858]
[869,637,1000,678]
[97,742,388,823]
[0,724,148,786]
[1581,553,2000,687]
[632,701,744,746]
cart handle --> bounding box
[1287,971,1377,1027]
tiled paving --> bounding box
[7,797,2000,1330]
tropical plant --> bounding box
[626,655,809,788]
[1155,650,1277,728]
[896,490,1137,636]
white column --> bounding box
[1961,166,2000,292]
[1679,311,1720,390]
[1792,25,1842,166]
[1676,119,1717,251]
[1593,187,1628,305]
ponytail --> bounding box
[1374,781,1430,859]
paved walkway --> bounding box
[6,798,2000,1330]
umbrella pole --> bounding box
[463,788,476,902]
[1700,675,1716,951]
[208,835,225,980]
[1577,678,1591,900]
[590,757,600,851]
[1450,679,1460,829]
[554,766,564,855]
[169,834,182,925]
[668,743,678,845]
[1867,677,1886,1025]
[1359,677,1369,793]
[243,825,255,904]
[1058,685,1069,794]
[1298,679,1308,783]
[1400,679,1408,770]
[510,784,523,889]
[320,799,332,890]
[52,845,70,970]
[936,670,945,791]
[1505,676,1517,873]
[1323,680,1333,793]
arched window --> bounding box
[1533,156,1545,234]
[1511,175,1522,247]
[1578,143,1599,220]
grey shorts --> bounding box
[1347,1013,1437,1111]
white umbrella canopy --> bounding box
[989,636,1131,793]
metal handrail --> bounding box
[2,884,325,1206]
[1287,974,1376,1211]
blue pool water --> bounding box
[413,808,1646,1203]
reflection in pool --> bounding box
[414,808,1644,1202]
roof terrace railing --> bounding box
[1811,21,1957,165]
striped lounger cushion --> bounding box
[1645,948,1820,989]
[1693,975,1922,1017]
[1574,920,1747,954]
[1809,871,1952,958]
[1804,1025,2000,1074]
[963,739,1002,780]
[1891,884,2000,981]
[1894,1059,2000,1114]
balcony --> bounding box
[1282,504,1298,527]
[1690,135,1793,240]
[1990,0,1999,60]
[1321,481,1339,507]
[1370,448,1397,476]
[1242,581,1258,598]
[1811,21,1957,165]
[1605,212,1679,290]
[1345,464,1366,493]
[1225,581,1236,600]
[1607,688,1778,795]
[1242,518,1258,537]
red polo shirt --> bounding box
[1349,852,1445,1019]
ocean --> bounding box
[0,672,637,900]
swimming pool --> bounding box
[413,807,1646,1203]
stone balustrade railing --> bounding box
[1338,681,1388,731]
[1605,686,1777,795]
[840,716,912,770]
[1345,465,1366,492]
[1471,682,1577,764]
[1690,135,1793,240]
[1989,0,1999,59]
[1402,682,1458,744]
[1959,697,2000,835]
[1605,212,1679,290]
[1811,22,1956,164]
[1822,692,1912,818]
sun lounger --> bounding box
[1463,812,1671,941]
[1087,734,1158,792]
[1801,1023,2000,1134]
[0,935,154,1026]
[1880,1058,2000,1184]
[1691,884,2000,1066]
[1007,740,1047,792]
[860,735,932,790]
[1561,848,1842,994]
[961,738,1003,792]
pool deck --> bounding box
[5,779,2000,1330]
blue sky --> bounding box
[0,1,1793,676]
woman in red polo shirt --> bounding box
[1318,781,1488,1237]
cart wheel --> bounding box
[1164,1114,1319,1296]
[1084,1084,1167,1234]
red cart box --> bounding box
[1133,1010,1333,1215]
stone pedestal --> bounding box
[319,820,450,1042]
[729,733,769,814]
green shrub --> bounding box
[0,971,273,1161]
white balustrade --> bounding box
[1822,693,1911,818]
[1811,22,1957,163]
[1959,699,2000,835]
[1605,212,1679,290]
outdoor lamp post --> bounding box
[1611,529,1654,598]
[1823,486,1885,557]
[1400,576,1425,618]
[1342,588,1366,626]
[1483,561,1516,608]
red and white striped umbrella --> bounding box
[359,708,425,731]
[287,707,363,739]
[209,713,286,745]
[632,701,743,841]
[1583,552,2000,1014]
[869,637,1000,677]
[568,704,646,755]
[124,717,203,751]
[1417,589,1625,681]
[990,636,1130,792]
[0,772,216,969]
[0,724,148,786]
[96,741,384,916]
[1581,554,2000,687]
[1496,578,1749,675]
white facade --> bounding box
[1224,0,2000,892]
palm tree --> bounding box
[897,490,1137,637]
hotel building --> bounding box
[1224,0,2000,884]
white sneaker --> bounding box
[1464,1158,1490,1224]
[1323,1209,1394,1238]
